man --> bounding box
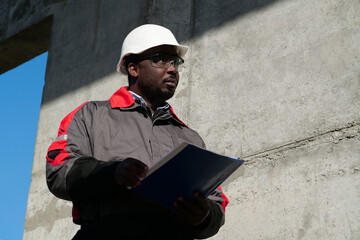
[46,24,228,239]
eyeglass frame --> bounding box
[136,53,185,70]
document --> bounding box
[133,142,245,207]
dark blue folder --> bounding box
[133,143,244,207]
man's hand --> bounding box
[114,158,148,188]
[174,192,210,226]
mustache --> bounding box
[164,77,178,83]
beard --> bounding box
[138,80,176,105]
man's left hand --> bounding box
[174,192,210,226]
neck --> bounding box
[128,87,165,114]
[147,99,167,114]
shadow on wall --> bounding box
[180,0,281,42]
[0,0,280,103]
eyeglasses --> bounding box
[138,53,184,70]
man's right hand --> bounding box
[114,158,148,188]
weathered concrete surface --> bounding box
[214,124,360,239]
[0,0,359,239]
[0,16,52,74]
[186,0,360,157]
[0,0,56,42]
[0,0,60,73]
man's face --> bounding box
[132,45,181,104]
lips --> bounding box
[164,78,178,88]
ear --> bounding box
[128,63,139,78]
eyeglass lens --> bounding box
[150,54,184,69]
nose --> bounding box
[167,61,178,72]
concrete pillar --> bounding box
[1,0,359,239]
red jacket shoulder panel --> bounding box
[58,102,88,137]
[47,102,87,166]
[109,87,135,108]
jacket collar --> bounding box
[109,87,188,128]
[109,87,135,108]
[169,106,188,127]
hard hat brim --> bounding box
[117,44,188,74]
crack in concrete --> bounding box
[243,120,360,161]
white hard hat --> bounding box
[117,24,188,74]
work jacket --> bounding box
[46,87,227,239]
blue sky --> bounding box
[0,52,47,240]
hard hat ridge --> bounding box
[117,24,188,74]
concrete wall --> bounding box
[1,0,359,239]
[0,0,57,73]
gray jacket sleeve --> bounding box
[191,187,226,239]
[46,103,122,201]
